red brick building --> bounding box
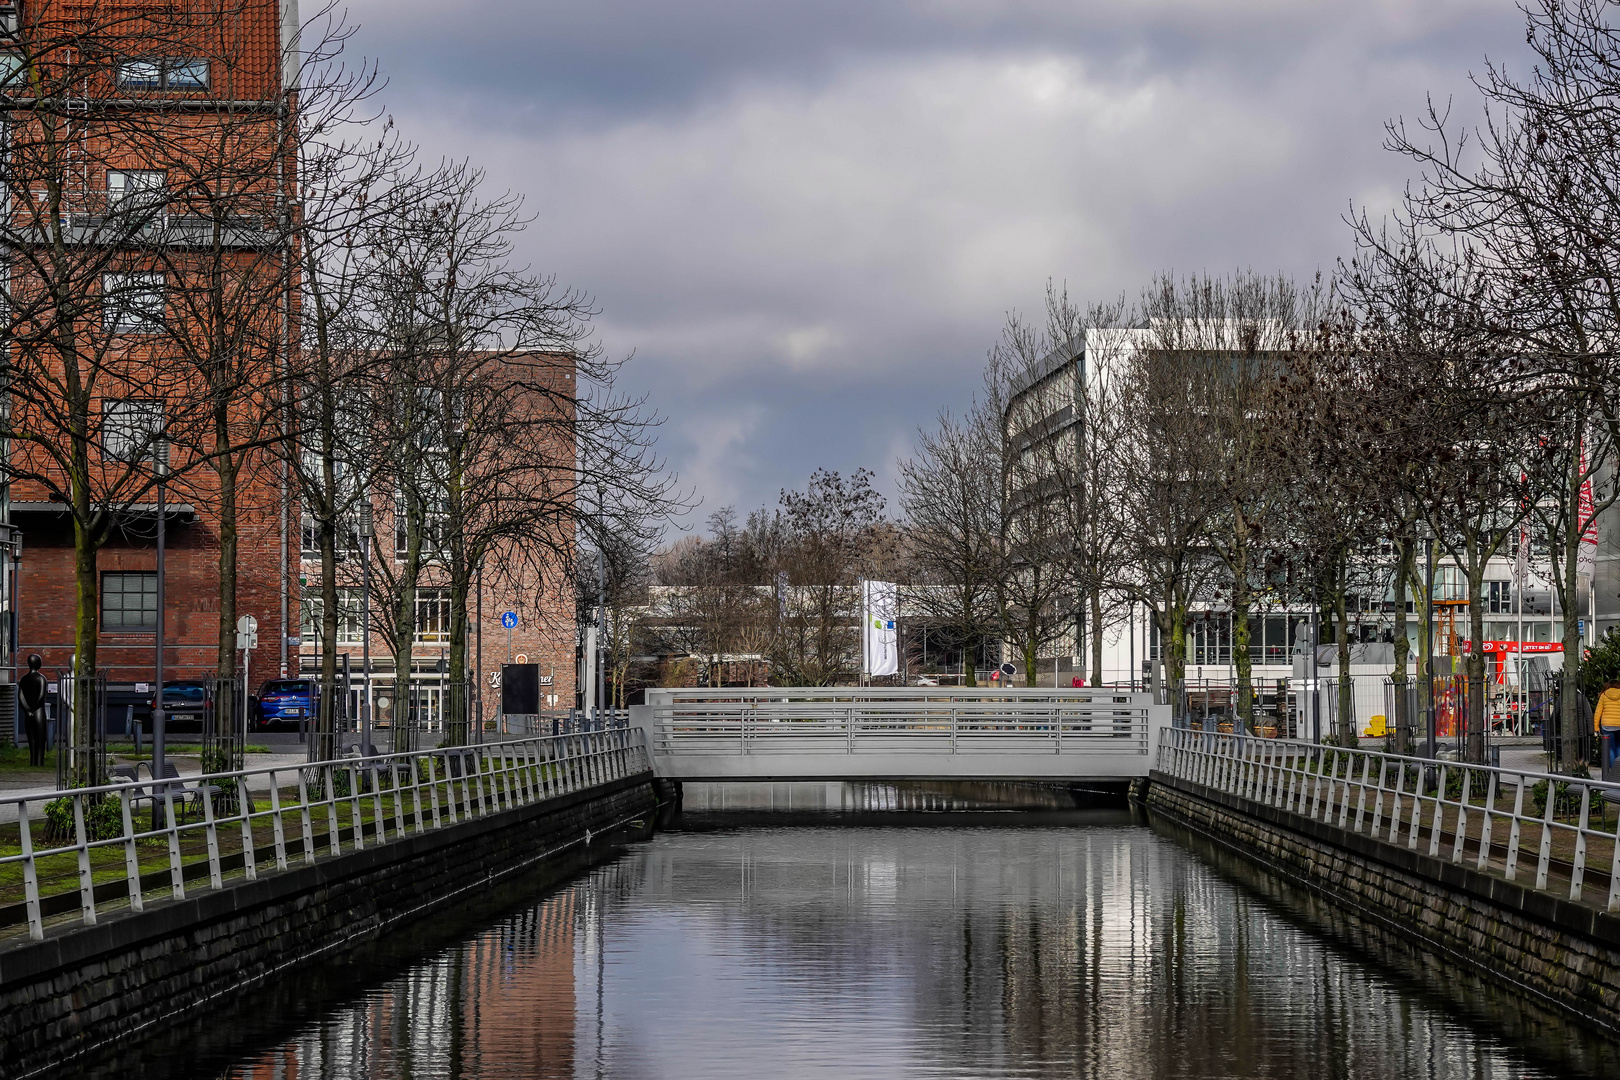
[0,3,579,741]
[2,0,299,709]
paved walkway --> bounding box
[0,752,314,825]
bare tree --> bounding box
[898,404,1002,687]
[770,470,887,685]
[983,312,1083,686]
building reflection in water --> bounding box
[223,783,1607,1080]
[229,889,577,1080]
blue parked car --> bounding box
[256,679,319,732]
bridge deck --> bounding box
[631,688,1170,781]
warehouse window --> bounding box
[102,572,157,630]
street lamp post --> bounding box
[0,525,20,683]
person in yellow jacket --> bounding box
[1595,681,1620,734]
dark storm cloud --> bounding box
[345,0,1530,518]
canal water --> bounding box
[116,783,1620,1079]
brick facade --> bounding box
[5,0,296,687]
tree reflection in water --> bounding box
[219,793,1614,1080]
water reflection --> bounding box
[680,779,1103,813]
[219,806,1608,1080]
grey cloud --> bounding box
[339,0,1536,521]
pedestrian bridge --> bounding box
[630,687,1170,783]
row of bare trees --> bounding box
[628,470,896,690]
[898,1,1620,770]
[0,2,674,766]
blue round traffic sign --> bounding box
[501,611,518,629]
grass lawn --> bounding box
[0,744,54,778]
[106,744,272,759]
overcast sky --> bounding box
[343,0,1528,531]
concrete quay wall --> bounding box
[0,772,658,1080]
[1141,770,1620,1033]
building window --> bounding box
[103,571,157,630]
[102,272,164,333]
[1433,566,1466,603]
[102,399,163,463]
[1191,614,1231,666]
[107,169,167,217]
[1247,615,1292,666]
[415,588,451,643]
[1486,580,1513,614]
[300,587,363,645]
[300,513,363,559]
[116,58,209,91]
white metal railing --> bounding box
[639,687,1161,758]
[1158,727,1620,913]
[0,730,650,942]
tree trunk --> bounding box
[963,628,978,688]
[1091,591,1105,690]
[1165,601,1188,720]
[1391,535,1415,756]
[1232,581,1254,734]
[1466,560,1488,764]
[71,510,100,786]
[315,372,342,764]
[214,449,240,764]
[1418,540,1435,755]
[317,512,339,763]
[1561,450,1586,771]
[1333,573,1355,746]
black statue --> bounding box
[18,653,47,767]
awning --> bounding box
[10,500,197,523]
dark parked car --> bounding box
[148,680,213,733]
[256,679,318,732]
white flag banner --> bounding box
[862,580,899,677]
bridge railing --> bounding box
[0,729,650,942]
[1158,727,1620,913]
[637,687,1163,759]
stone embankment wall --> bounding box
[1142,770,1620,1033]
[0,772,657,1080]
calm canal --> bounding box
[116,783,1620,1079]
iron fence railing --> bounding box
[0,728,650,941]
[498,709,630,737]
[1159,727,1620,913]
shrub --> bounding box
[1582,627,1620,703]
[199,747,239,799]
[1530,778,1607,819]
[43,793,125,843]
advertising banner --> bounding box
[862,580,899,677]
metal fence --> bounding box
[638,687,1163,760]
[0,728,650,941]
[499,709,630,737]
[1159,727,1620,913]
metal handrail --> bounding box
[1158,727,1620,913]
[645,695,1156,757]
[0,729,651,942]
